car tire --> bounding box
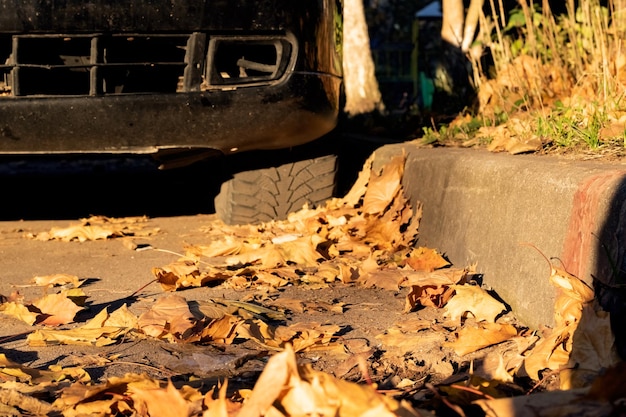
[215,154,338,225]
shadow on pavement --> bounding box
[0,132,390,222]
[0,155,219,221]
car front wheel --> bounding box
[214,153,338,225]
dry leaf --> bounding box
[560,306,620,389]
[129,380,191,417]
[0,302,39,325]
[27,306,134,347]
[444,285,506,323]
[405,247,450,272]
[203,381,238,417]
[32,292,84,326]
[444,322,518,356]
[362,154,405,215]
[34,216,157,242]
[31,273,82,287]
[0,354,90,385]
[521,265,607,383]
[137,294,196,339]
[195,314,241,344]
[359,268,405,290]
[403,268,468,311]
[0,387,54,416]
[474,388,602,417]
[276,237,324,266]
[238,344,423,417]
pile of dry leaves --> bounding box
[0,153,624,416]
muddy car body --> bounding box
[0,0,343,223]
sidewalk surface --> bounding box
[373,144,626,328]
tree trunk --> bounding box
[343,0,384,116]
[441,0,465,47]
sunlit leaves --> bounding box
[33,215,159,242]
[444,323,518,356]
[1,154,621,417]
[1,289,85,326]
[237,344,422,417]
[32,292,85,326]
[444,285,506,324]
[152,153,420,292]
[27,306,134,347]
[361,153,404,214]
[137,294,197,340]
[521,264,620,386]
[0,354,90,385]
[31,273,82,288]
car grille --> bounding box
[0,33,295,97]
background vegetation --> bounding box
[365,0,626,159]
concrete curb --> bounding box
[372,144,626,328]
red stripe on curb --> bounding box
[561,171,626,281]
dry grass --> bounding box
[429,0,626,159]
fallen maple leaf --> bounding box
[560,305,620,389]
[403,268,468,311]
[444,284,506,323]
[34,215,158,242]
[137,294,197,340]
[0,301,39,325]
[54,372,165,416]
[276,236,325,266]
[362,154,405,215]
[519,260,619,384]
[32,291,84,326]
[194,314,241,344]
[31,273,82,288]
[0,354,90,385]
[444,322,518,356]
[203,380,240,417]
[129,380,191,417]
[237,344,425,417]
[0,386,55,416]
[27,306,135,347]
[405,247,451,272]
[152,260,233,291]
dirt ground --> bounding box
[0,153,620,417]
[0,210,534,414]
[0,214,453,383]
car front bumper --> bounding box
[0,71,341,154]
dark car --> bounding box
[0,0,343,224]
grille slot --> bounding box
[5,34,194,96]
[206,35,295,88]
[0,36,12,95]
[0,32,295,97]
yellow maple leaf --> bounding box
[362,154,405,215]
[32,292,84,326]
[237,344,421,417]
[406,247,451,272]
[27,306,135,347]
[0,301,39,325]
[444,322,517,356]
[444,285,506,323]
[137,294,196,339]
[129,380,191,417]
[31,273,81,287]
